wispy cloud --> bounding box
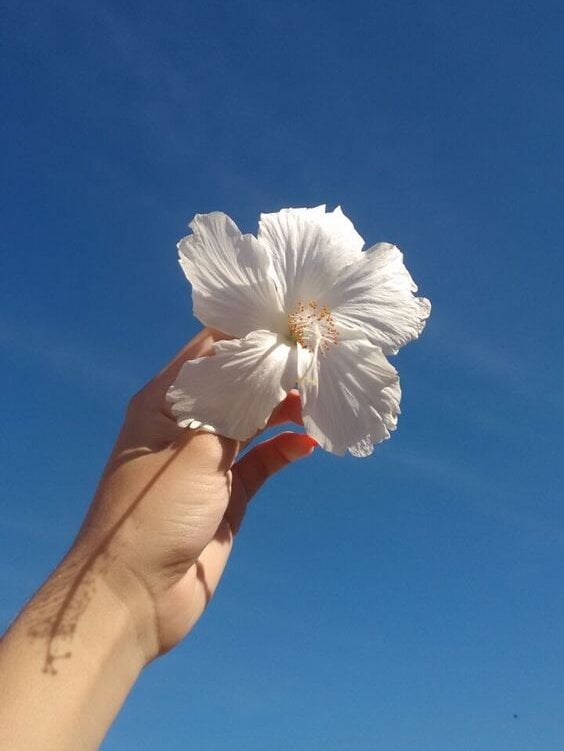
[426,314,564,414]
[388,447,564,545]
[59,0,319,211]
[0,315,139,395]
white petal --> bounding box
[178,212,284,337]
[348,436,374,458]
[300,331,401,456]
[257,206,364,309]
[167,331,297,441]
[325,243,431,355]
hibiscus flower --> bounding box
[167,206,430,457]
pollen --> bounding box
[287,300,339,354]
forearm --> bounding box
[0,548,147,751]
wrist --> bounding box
[21,549,148,678]
[67,535,161,667]
[0,552,148,750]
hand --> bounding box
[72,328,316,662]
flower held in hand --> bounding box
[167,206,430,457]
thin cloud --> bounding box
[0,315,139,395]
[64,0,317,208]
[388,448,564,545]
[426,315,564,414]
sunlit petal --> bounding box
[178,212,284,337]
[300,330,401,456]
[258,206,364,308]
[325,242,431,355]
[167,331,297,440]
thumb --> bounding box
[228,432,317,532]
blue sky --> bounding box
[2,0,564,748]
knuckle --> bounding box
[127,384,152,413]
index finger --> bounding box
[152,328,227,388]
[141,328,231,412]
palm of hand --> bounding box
[80,330,313,657]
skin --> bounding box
[0,329,316,750]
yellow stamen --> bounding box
[287,300,339,354]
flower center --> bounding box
[287,300,339,354]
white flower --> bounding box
[167,206,430,457]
